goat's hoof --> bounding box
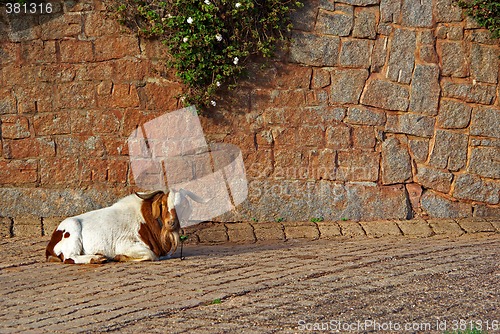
[90,255,107,264]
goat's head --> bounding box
[136,190,181,256]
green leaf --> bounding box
[112,0,304,110]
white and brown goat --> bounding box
[45,191,181,264]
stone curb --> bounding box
[181,218,500,245]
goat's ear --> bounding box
[135,190,164,200]
[151,196,162,219]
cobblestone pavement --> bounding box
[1,234,499,333]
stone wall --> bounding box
[0,0,499,237]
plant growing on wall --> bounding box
[112,0,302,109]
[456,0,500,38]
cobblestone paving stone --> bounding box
[1,234,499,333]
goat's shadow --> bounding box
[171,239,324,262]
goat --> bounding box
[45,190,181,264]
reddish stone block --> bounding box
[255,130,273,147]
[112,58,148,82]
[0,160,38,184]
[15,81,54,114]
[80,159,128,184]
[102,136,129,156]
[70,109,122,135]
[326,124,351,149]
[271,89,306,107]
[38,63,76,83]
[352,125,376,149]
[74,62,113,81]
[94,35,140,61]
[60,39,94,63]
[108,160,128,183]
[272,127,296,147]
[339,221,366,237]
[245,149,273,179]
[251,89,273,111]
[222,132,255,153]
[226,222,256,243]
[261,108,286,124]
[20,40,57,64]
[0,43,19,65]
[84,12,121,37]
[274,150,309,179]
[55,135,106,158]
[121,108,157,137]
[195,223,228,244]
[3,137,55,159]
[56,82,96,109]
[397,220,434,238]
[406,183,423,212]
[0,88,16,115]
[309,149,336,180]
[144,83,183,110]
[297,125,325,147]
[252,222,285,241]
[40,157,80,185]
[96,81,113,96]
[283,221,320,239]
[33,112,71,136]
[316,222,342,238]
[40,13,82,40]
[312,68,331,89]
[98,83,140,108]
[1,116,31,139]
[360,220,402,238]
[80,159,108,182]
[274,64,312,89]
[337,150,380,182]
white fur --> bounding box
[50,194,165,264]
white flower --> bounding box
[204,0,211,4]
[235,2,241,8]
[215,33,223,41]
[183,37,189,43]
[216,81,221,87]
[233,57,239,65]
[210,100,217,106]
[187,17,194,24]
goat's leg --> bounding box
[113,244,158,262]
[63,254,108,264]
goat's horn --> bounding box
[135,190,164,200]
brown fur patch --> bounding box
[113,254,132,262]
[63,231,70,238]
[138,192,180,257]
[89,256,107,264]
[45,229,64,261]
[63,258,75,264]
[47,255,62,263]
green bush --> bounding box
[457,0,500,38]
[112,0,302,109]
